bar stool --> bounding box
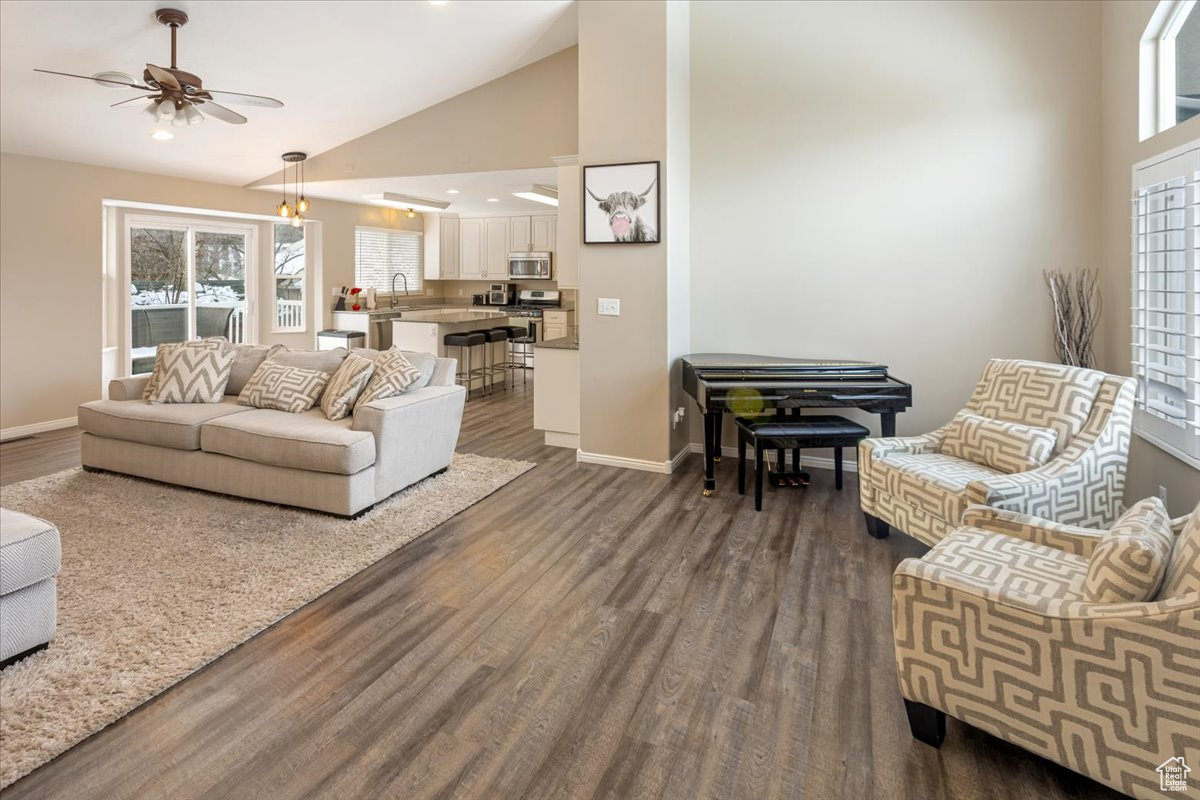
[496,325,532,387]
[443,331,487,398]
[479,328,509,394]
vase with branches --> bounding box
[1043,268,1101,369]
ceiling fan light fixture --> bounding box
[155,98,176,120]
[183,104,203,125]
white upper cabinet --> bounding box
[484,218,509,279]
[509,216,532,252]
[437,214,557,281]
[438,217,460,280]
[531,216,556,252]
[459,218,484,279]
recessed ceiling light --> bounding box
[429,0,449,5]
[363,192,451,212]
[446,189,460,194]
[512,185,558,207]
[486,197,500,202]
[151,129,174,141]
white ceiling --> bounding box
[258,167,559,215]
[0,0,576,186]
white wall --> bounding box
[690,0,1102,454]
[0,152,418,432]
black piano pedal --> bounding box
[768,470,810,488]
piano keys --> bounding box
[681,353,912,495]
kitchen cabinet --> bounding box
[484,217,509,279]
[509,217,532,252]
[437,218,460,280]
[542,308,575,341]
[531,216,556,252]
[533,345,579,449]
[459,218,485,279]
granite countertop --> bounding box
[394,309,512,324]
[536,334,579,351]
[332,299,465,314]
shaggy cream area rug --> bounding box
[0,453,533,787]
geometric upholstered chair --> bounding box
[893,502,1200,800]
[860,359,1137,547]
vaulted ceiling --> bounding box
[0,0,577,185]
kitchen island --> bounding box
[392,309,514,393]
[532,334,579,448]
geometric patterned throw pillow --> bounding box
[355,347,423,410]
[238,363,330,414]
[142,339,229,399]
[1083,497,1174,603]
[321,353,376,421]
[146,343,234,404]
[939,411,1058,474]
[1158,499,1200,599]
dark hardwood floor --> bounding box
[0,378,1121,799]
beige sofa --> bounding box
[77,350,466,517]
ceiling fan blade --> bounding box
[196,100,247,125]
[34,68,151,90]
[111,94,158,108]
[145,63,180,91]
[196,89,284,108]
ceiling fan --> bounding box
[34,8,283,130]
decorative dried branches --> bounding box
[1044,268,1101,369]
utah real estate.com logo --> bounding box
[1158,756,1191,793]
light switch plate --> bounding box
[598,298,620,316]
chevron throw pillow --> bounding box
[142,339,229,399]
[1083,497,1174,603]
[321,353,376,421]
[238,363,330,414]
[355,347,423,409]
[146,343,235,404]
[939,411,1057,474]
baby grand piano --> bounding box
[681,354,912,495]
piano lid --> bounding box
[682,353,887,371]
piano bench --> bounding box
[735,415,870,511]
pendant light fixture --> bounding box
[276,152,311,224]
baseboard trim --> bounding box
[1,417,77,443]
[686,442,858,473]
[669,445,691,473]
[577,450,674,474]
[544,431,580,449]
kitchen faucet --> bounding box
[389,272,409,308]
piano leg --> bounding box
[713,413,723,462]
[702,412,718,496]
[881,412,897,438]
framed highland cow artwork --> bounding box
[583,161,660,244]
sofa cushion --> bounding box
[0,509,61,594]
[147,343,235,404]
[79,397,248,451]
[1159,500,1200,599]
[964,359,1104,455]
[921,526,1089,601]
[1083,498,1174,603]
[939,411,1057,474]
[225,343,283,396]
[142,339,228,399]
[265,347,348,379]
[238,363,329,414]
[869,452,1003,523]
[201,408,376,475]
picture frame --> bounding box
[582,161,660,244]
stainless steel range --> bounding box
[497,290,561,344]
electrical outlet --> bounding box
[672,406,686,429]
[598,298,620,316]
[1158,485,1169,505]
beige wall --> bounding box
[1099,1,1200,515]
[689,0,1103,457]
[0,152,417,432]
[250,47,579,187]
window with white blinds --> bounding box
[354,227,423,294]
[1131,142,1200,468]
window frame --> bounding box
[353,226,425,297]
[271,221,306,334]
[1140,0,1198,141]
[1130,140,1200,469]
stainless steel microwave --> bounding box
[507,252,552,280]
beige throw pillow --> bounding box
[1083,497,1174,603]
[321,353,377,421]
[146,344,235,404]
[142,339,228,399]
[355,347,423,409]
[939,411,1057,474]
[1158,499,1200,599]
[225,343,283,395]
[238,363,329,413]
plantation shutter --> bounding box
[354,227,423,293]
[1130,144,1200,467]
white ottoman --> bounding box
[0,508,61,667]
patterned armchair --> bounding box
[893,504,1200,800]
[859,359,1136,547]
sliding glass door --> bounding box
[127,217,255,374]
